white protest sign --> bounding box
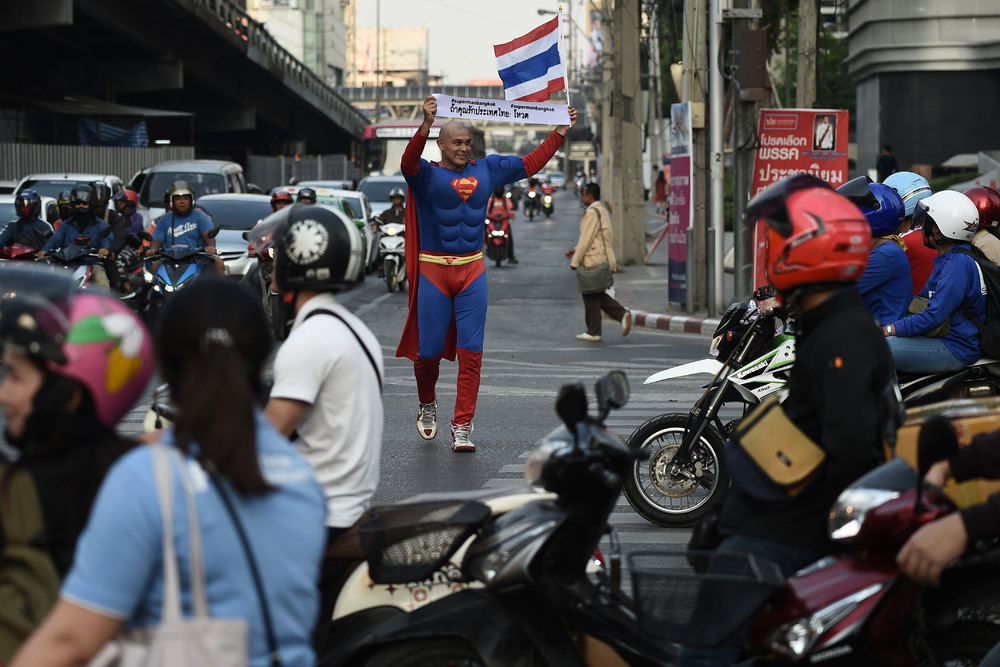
[434,94,570,126]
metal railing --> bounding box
[0,144,195,182]
[189,0,368,137]
[337,85,507,102]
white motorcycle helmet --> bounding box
[915,190,979,243]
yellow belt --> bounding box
[418,250,483,266]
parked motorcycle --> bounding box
[375,217,406,292]
[541,183,556,217]
[626,296,1000,528]
[483,213,511,267]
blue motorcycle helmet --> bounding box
[883,171,933,218]
[836,176,905,237]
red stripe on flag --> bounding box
[493,16,560,58]
[513,77,566,102]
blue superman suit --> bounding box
[396,127,563,427]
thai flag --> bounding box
[494,16,566,102]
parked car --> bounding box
[273,180,355,196]
[357,175,408,220]
[325,189,379,273]
[190,193,272,278]
[0,194,60,226]
[132,159,247,228]
[14,173,125,199]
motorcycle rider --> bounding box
[37,185,113,287]
[884,171,936,294]
[379,188,406,225]
[0,190,53,252]
[145,180,224,274]
[883,191,984,374]
[56,191,73,228]
[271,189,294,212]
[679,174,896,666]
[89,181,128,256]
[487,186,517,264]
[966,185,1000,265]
[112,189,144,235]
[262,205,383,640]
[524,177,541,216]
[851,182,911,326]
[296,187,317,205]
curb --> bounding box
[633,311,721,336]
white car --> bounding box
[0,194,61,226]
[14,173,125,200]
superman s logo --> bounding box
[451,177,479,202]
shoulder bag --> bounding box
[88,445,248,667]
[724,395,826,509]
[575,208,615,295]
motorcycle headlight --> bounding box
[143,267,154,283]
[265,247,275,260]
[164,284,175,293]
[544,195,552,204]
[528,191,536,198]
[828,488,900,542]
[386,227,398,236]
[505,192,512,199]
[465,518,560,584]
[767,583,885,658]
[491,230,506,237]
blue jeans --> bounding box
[676,535,826,667]
[886,335,966,374]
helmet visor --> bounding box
[746,174,830,237]
[835,175,879,211]
[244,206,293,253]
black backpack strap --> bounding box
[302,308,383,393]
[954,246,988,328]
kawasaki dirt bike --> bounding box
[625,298,1000,528]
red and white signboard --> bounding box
[751,108,849,290]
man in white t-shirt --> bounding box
[262,204,383,639]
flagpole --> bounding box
[560,7,571,106]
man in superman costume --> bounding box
[398,95,577,452]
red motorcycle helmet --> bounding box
[271,189,294,212]
[962,185,1000,232]
[746,174,870,297]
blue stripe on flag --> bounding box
[498,42,561,89]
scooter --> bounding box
[42,238,111,288]
[627,296,1000,528]
[375,217,406,293]
[483,213,511,267]
[541,183,556,218]
[140,242,217,324]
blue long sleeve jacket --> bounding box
[890,244,985,364]
[42,215,112,262]
[857,241,912,326]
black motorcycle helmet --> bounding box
[296,188,317,204]
[273,204,362,293]
[89,181,112,211]
[69,184,97,217]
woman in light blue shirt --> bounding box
[12,279,327,667]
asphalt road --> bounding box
[70,187,731,574]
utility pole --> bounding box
[796,0,818,108]
[374,0,382,123]
[564,1,574,184]
[683,0,708,311]
[609,0,645,265]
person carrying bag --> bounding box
[567,182,631,342]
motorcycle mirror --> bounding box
[139,231,153,242]
[914,414,960,514]
[835,175,879,211]
[207,227,221,239]
[555,382,588,437]
[595,370,630,420]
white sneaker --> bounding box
[417,401,437,440]
[576,332,602,342]
[621,311,633,337]
[451,421,476,452]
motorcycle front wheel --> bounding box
[384,257,397,292]
[356,639,485,667]
[623,414,729,527]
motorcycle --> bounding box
[318,372,1000,666]
[319,371,665,667]
[0,226,52,262]
[116,232,151,311]
[483,213,511,267]
[626,296,1000,528]
[42,235,112,288]
[541,183,556,217]
[524,188,540,221]
[141,242,218,323]
[375,217,406,293]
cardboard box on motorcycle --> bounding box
[895,397,1000,507]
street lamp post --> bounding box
[539,4,586,179]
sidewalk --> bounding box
[611,201,735,337]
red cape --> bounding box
[395,185,458,361]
